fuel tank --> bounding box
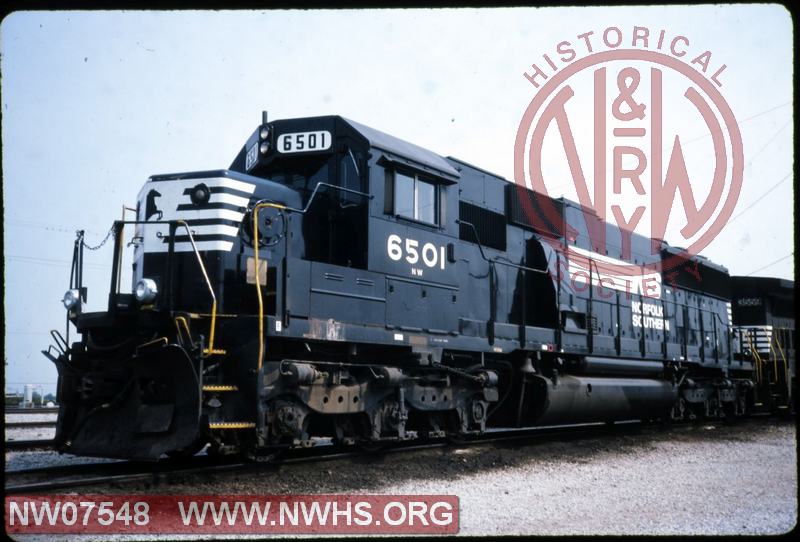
[523,374,677,426]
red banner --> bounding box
[5,495,458,534]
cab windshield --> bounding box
[262,154,332,197]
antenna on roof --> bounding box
[262,111,268,124]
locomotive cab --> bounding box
[232,115,372,270]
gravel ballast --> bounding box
[5,419,796,537]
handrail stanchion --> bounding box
[174,220,221,356]
[252,203,287,372]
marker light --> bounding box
[62,289,80,310]
[134,278,158,303]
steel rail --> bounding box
[4,422,644,494]
[5,421,56,429]
[5,439,56,451]
[6,416,785,494]
[5,408,60,414]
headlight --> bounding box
[61,289,80,310]
[259,126,270,140]
[259,141,270,154]
[134,278,158,303]
[190,183,210,205]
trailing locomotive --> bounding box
[45,113,758,460]
[731,276,795,414]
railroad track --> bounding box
[7,417,783,494]
[5,439,56,451]
[5,421,57,429]
[5,407,59,414]
[4,421,644,494]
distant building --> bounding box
[21,384,35,408]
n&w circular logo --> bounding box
[514,26,743,295]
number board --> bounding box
[276,131,333,154]
[245,142,258,170]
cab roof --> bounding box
[343,117,461,181]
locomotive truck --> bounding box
[45,113,758,460]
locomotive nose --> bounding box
[53,343,202,460]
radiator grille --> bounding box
[459,201,506,252]
[506,184,562,237]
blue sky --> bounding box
[2,7,793,393]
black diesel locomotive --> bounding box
[46,113,760,460]
[731,276,795,414]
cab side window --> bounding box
[393,171,438,226]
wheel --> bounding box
[244,448,285,463]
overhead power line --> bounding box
[6,254,111,270]
[743,118,792,168]
[681,100,791,146]
[744,253,794,276]
[726,172,792,224]
[5,219,106,237]
[546,99,792,196]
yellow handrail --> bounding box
[772,329,790,394]
[173,220,222,356]
[769,343,779,385]
[253,203,287,372]
[174,316,192,347]
[746,332,762,384]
